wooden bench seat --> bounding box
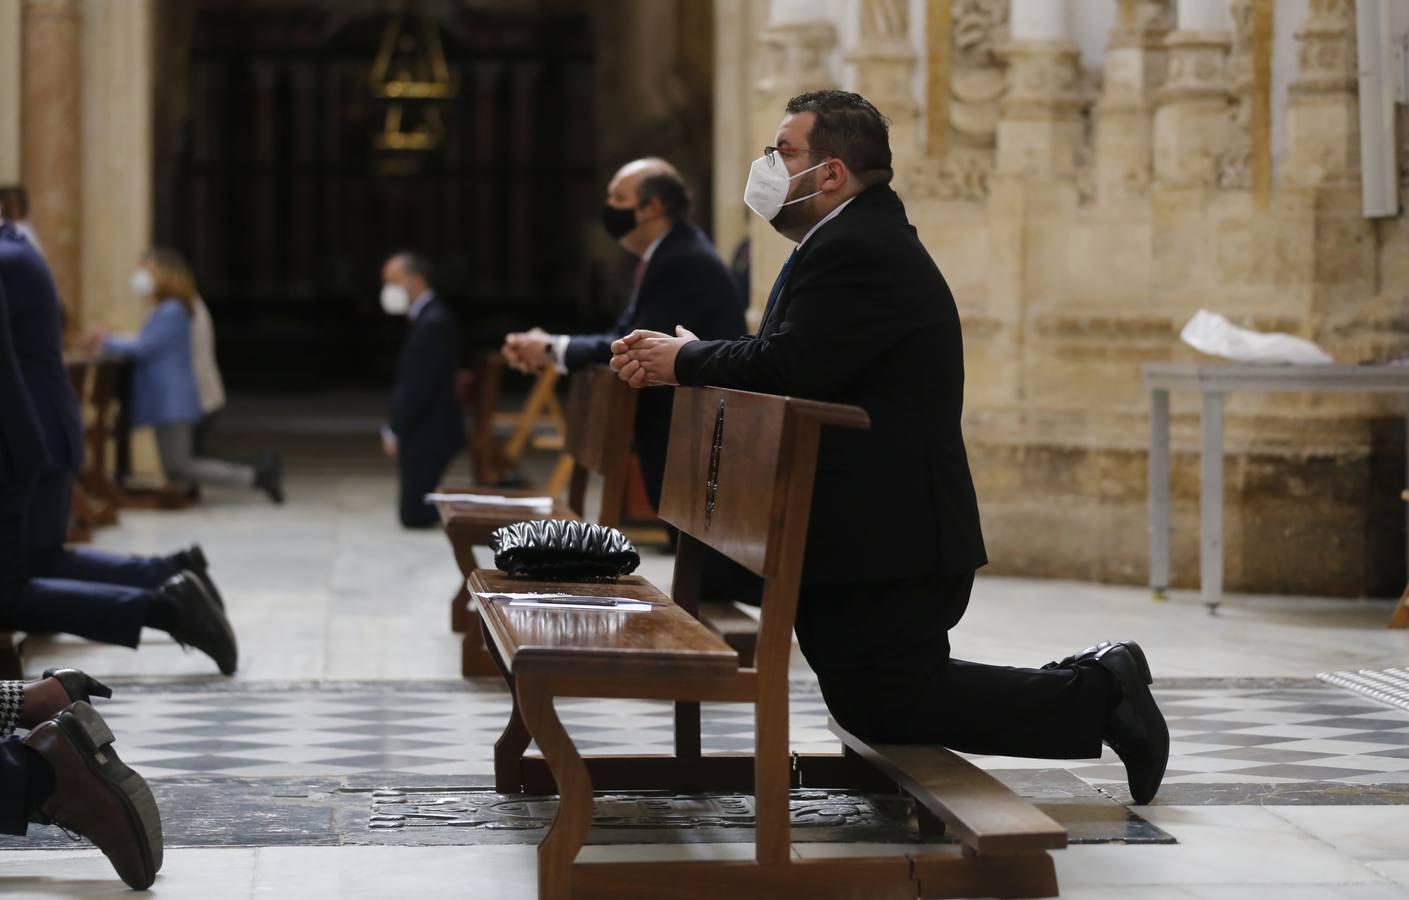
[829,718,1066,857]
[472,570,738,680]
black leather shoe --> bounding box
[25,701,163,889]
[169,544,225,610]
[157,572,239,676]
[1044,639,1152,684]
[255,452,284,505]
[1079,641,1168,805]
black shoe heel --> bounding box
[42,668,115,702]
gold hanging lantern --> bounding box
[371,13,456,152]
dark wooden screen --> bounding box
[157,3,598,389]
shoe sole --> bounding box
[60,702,163,887]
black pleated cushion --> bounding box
[488,519,641,579]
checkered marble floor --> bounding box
[84,679,1409,789]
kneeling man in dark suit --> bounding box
[380,252,465,528]
[612,91,1169,806]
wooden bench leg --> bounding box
[1391,583,1409,629]
[517,674,592,900]
[461,611,501,678]
[487,622,532,794]
[450,582,472,633]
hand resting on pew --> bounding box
[609,326,697,388]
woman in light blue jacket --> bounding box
[95,249,281,503]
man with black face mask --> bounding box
[502,157,745,511]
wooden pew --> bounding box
[438,365,637,676]
[1394,490,1409,629]
[471,386,1066,900]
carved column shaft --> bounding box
[1095,0,1173,201]
[1152,0,1230,187]
[996,0,1083,180]
[20,0,81,310]
[749,20,837,325]
[849,0,918,170]
[1282,0,1358,186]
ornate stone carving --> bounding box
[1282,0,1359,185]
[948,0,1008,148]
[907,148,995,202]
[755,22,838,99]
[1289,0,1356,97]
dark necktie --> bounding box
[758,249,797,335]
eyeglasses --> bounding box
[763,146,833,167]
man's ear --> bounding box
[640,195,665,220]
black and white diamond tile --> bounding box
[88,682,1409,788]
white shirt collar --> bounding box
[640,227,670,266]
[798,195,857,247]
[408,290,434,320]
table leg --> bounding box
[1149,388,1171,600]
[1200,392,1225,613]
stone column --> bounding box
[81,0,155,334]
[1281,0,1358,187]
[996,0,1084,180]
[712,0,757,264]
[747,18,837,326]
[1152,0,1231,187]
[1095,1,1174,201]
[0,0,20,184]
[847,0,918,159]
[21,0,82,310]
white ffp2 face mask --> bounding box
[380,283,410,316]
[744,155,828,221]
[130,267,155,298]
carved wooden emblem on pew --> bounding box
[704,398,725,529]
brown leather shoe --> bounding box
[23,701,163,890]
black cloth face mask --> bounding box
[600,204,640,240]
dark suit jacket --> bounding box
[390,295,465,465]
[565,223,746,507]
[674,184,987,583]
[0,275,46,488]
[0,225,82,476]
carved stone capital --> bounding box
[998,40,1084,119]
[1289,0,1356,97]
[755,22,838,98]
[904,149,995,202]
[1157,30,1231,105]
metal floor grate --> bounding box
[1317,667,1409,713]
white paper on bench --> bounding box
[424,492,554,510]
[473,591,655,612]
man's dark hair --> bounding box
[784,91,893,188]
[636,170,691,222]
[394,251,435,286]
[0,184,29,219]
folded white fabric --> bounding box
[1179,309,1333,365]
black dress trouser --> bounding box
[792,571,1110,760]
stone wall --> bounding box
[729,0,1409,596]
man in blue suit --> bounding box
[0,224,237,673]
[380,252,465,528]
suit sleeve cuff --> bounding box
[550,334,571,375]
